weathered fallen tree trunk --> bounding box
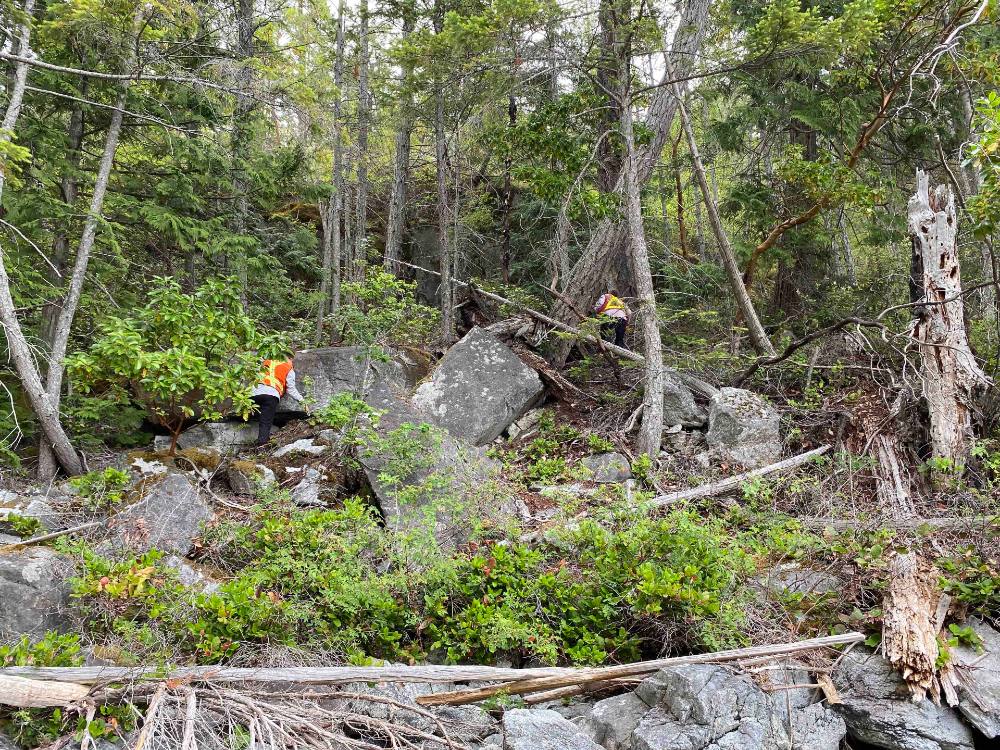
[649,446,830,507]
[416,632,864,707]
[883,550,944,703]
[0,675,89,708]
[799,515,998,531]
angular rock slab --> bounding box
[175,422,259,454]
[0,547,73,637]
[706,387,781,468]
[278,346,424,414]
[632,663,844,750]
[412,327,544,446]
[502,709,602,750]
[110,473,212,555]
[359,383,503,550]
[663,369,707,428]
[583,692,648,750]
[834,647,974,750]
[582,452,632,483]
[952,618,1000,738]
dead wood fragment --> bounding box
[649,446,830,507]
[816,674,841,705]
[0,675,89,708]
[883,551,942,703]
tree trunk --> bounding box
[621,96,664,458]
[230,0,256,307]
[908,169,990,469]
[353,0,370,274]
[595,0,627,193]
[838,209,857,286]
[500,92,517,283]
[0,0,82,476]
[674,84,775,356]
[547,0,709,365]
[672,130,689,259]
[434,2,453,344]
[329,0,345,320]
[383,11,415,274]
[315,194,333,345]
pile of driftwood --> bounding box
[0,634,862,750]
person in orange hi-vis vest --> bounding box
[593,291,630,348]
[251,356,305,445]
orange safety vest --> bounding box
[597,294,626,315]
[260,359,293,396]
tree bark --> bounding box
[383,11,416,274]
[230,0,256,307]
[500,92,517,283]
[883,551,943,703]
[434,1,453,344]
[353,0,370,275]
[620,89,663,457]
[674,84,775,356]
[908,169,990,469]
[547,0,709,365]
[330,0,345,320]
[0,0,82,475]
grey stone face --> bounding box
[706,388,781,468]
[953,618,1000,737]
[175,422,259,454]
[502,709,603,750]
[663,370,707,428]
[0,547,72,638]
[584,693,649,750]
[359,383,503,550]
[582,453,633,483]
[834,648,975,750]
[277,346,422,414]
[109,473,213,555]
[290,468,323,507]
[412,327,544,446]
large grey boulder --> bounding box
[502,709,602,750]
[174,422,259,453]
[0,732,18,750]
[109,473,212,555]
[631,664,844,750]
[277,346,424,414]
[663,370,707,428]
[412,327,544,446]
[0,547,72,637]
[358,383,503,549]
[582,453,632,483]
[834,648,974,750]
[0,492,64,531]
[583,692,648,750]
[706,388,781,468]
[760,564,841,597]
[952,618,1000,738]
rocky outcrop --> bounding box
[706,387,781,468]
[359,383,503,549]
[834,647,975,750]
[503,709,602,750]
[109,473,212,555]
[277,346,424,414]
[953,618,1000,738]
[582,453,632,483]
[627,664,845,750]
[0,547,72,637]
[290,467,323,506]
[584,693,648,750]
[226,462,275,495]
[273,438,326,458]
[170,422,259,453]
[663,370,707,428]
[412,327,544,446]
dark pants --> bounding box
[601,318,627,348]
[252,394,279,445]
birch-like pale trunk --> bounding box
[674,83,775,357]
[547,0,709,364]
[330,0,345,318]
[0,0,83,475]
[909,169,990,468]
[314,194,334,345]
[621,97,664,458]
[384,12,415,273]
[353,0,370,275]
[434,3,453,344]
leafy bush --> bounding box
[68,467,131,511]
[67,277,286,453]
[332,266,439,351]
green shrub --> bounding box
[68,467,131,511]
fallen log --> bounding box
[0,520,102,554]
[0,675,90,708]
[883,551,941,703]
[648,446,831,507]
[415,632,864,707]
[799,516,999,532]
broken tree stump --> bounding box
[883,550,943,703]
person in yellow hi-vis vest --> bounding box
[251,356,305,445]
[593,291,630,348]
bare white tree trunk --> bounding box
[353,0,370,275]
[434,2,453,344]
[315,194,333,345]
[674,84,775,357]
[330,0,345,318]
[231,0,256,306]
[384,11,415,274]
[621,97,664,458]
[909,169,990,468]
[0,0,82,475]
[37,9,139,480]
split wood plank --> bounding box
[0,675,90,708]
